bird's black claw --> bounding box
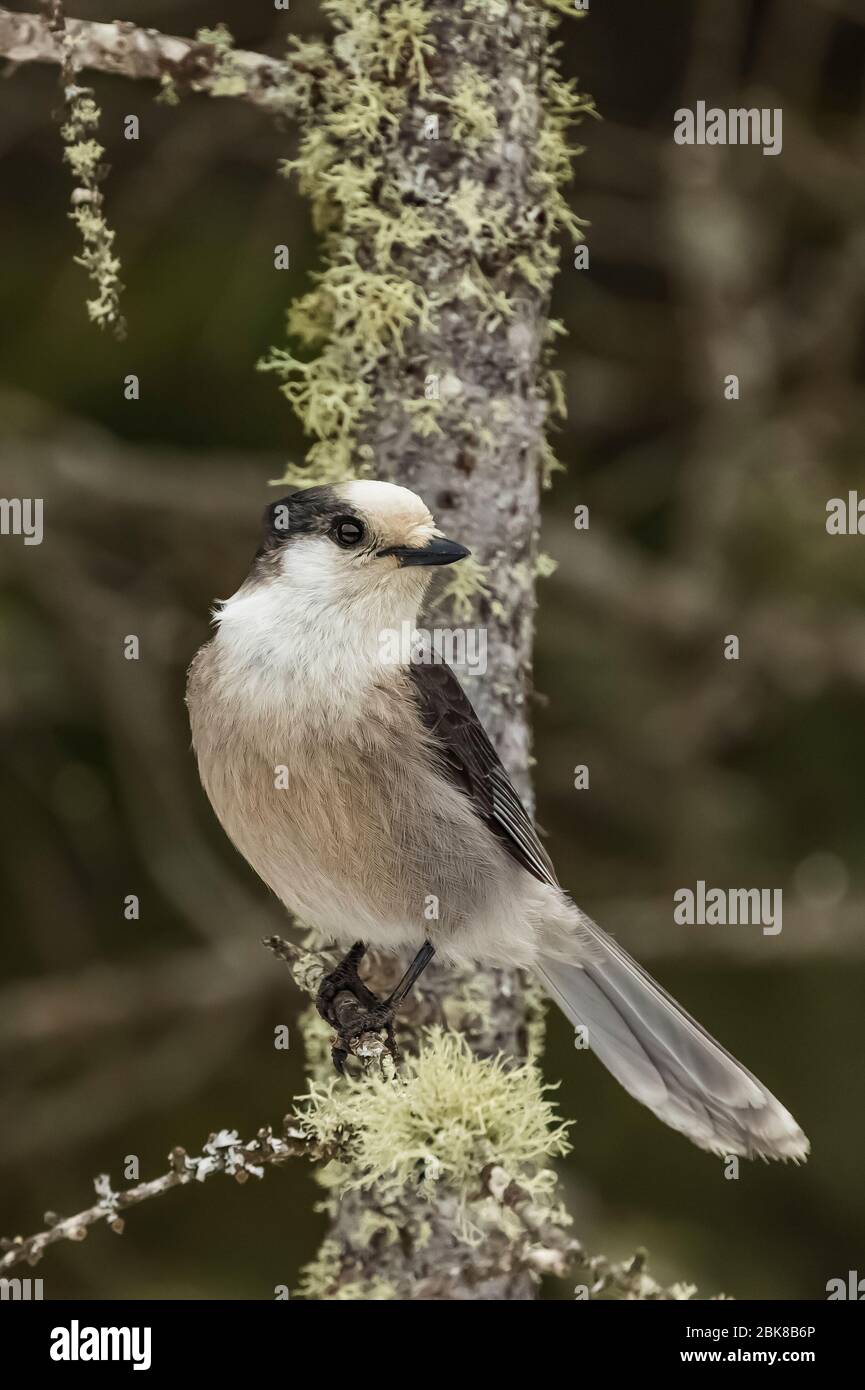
[316,942,398,1073]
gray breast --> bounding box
[187,644,506,945]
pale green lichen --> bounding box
[430,555,491,623]
[403,395,444,438]
[439,967,499,1040]
[295,1236,401,1300]
[573,1246,711,1301]
[155,24,310,114]
[295,1237,343,1299]
[60,85,126,340]
[260,0,594,511]
[379,0,436,94]
[448,67,499,147]
[193,24,249,98]
[539,435,566,489]
[258,0,440,487]
[299,1002,338,1084]
[156,73,180,107]
[295,1027,571,1240]
[540,0,591,17]
[352,1207,403,1248]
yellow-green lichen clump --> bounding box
[295,1027,571,1236]
[259,0,595,489]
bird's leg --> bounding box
[315,940,436,1073]
[383,940,437,1008]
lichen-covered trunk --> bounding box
[272,0,587,1300]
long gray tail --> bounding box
[537,919,808,1161]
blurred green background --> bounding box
[1,0,863,1299]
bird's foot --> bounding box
[315,942,399,1075]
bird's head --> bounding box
[214,481,471,672]
[255,480,469,606]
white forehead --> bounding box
[338,479,433,530]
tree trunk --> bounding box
[287,0,580,1301]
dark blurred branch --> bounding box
[0,1012,255,1167]
[0,7,309,113]
[0,947,274,1050]
[811,0,865,23]
[548,519,865,693]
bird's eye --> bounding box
[332,516,365,548]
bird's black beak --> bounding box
[377,537,470,567]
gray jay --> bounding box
[187,480,808,1162]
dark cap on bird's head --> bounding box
[257,480,470,575]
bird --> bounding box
[186,479,809,1162]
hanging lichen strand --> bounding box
[59,77,127,340]
[258,0,594,490]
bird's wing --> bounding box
[407,661,558,887]
[407,667,809,1163]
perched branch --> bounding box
[481,1165,718,1297]
[263,935,399,1074]
[0,948,275,1051]
[0,7,311,114]
[0,1120,330,1275]
[262,933,334,997]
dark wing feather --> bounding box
[407,662,558,887]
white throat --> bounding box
[212,547,429,730]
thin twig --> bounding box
[0,1119,331,1274]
